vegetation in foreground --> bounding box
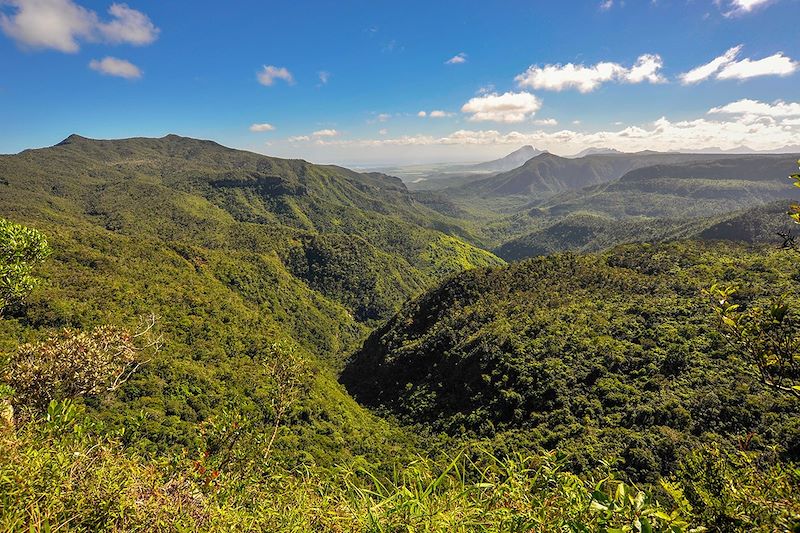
[0,144,798,531]
[1,217,798,532]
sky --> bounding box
[1,0,799,166]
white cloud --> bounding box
[679,46,796,83]
[461,91,542,123]
[97,3,158,45]
[312,129,338,137]
[599,0,614,10]
[88,56,141,79]
[417,111,427,117]
[717,52,797,80]
[0,0,158,52]
[310,109,800,154]
[0,0,160,53]
[679,45,742,84]
[268,100,800,163]
[318,71,330,84]
[533,118,558,126]
[723,0,775,16]
[249,123,276,132]
[429,110,452,118]
[515,54,664,93]
[377,113,391,122]
[624,54,666,84]
[287,135,310,142]
[445,52,467,64]
[257,65,294,86]
[708,98,800,117]
[378,128,388,135]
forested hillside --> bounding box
[342,242,800,483]
[494,201,793,261]
[445,152,795,199]
[1,137,798,531]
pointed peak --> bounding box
[56,134,90,146]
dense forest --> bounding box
[1,136,799,531]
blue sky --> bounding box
[1,0,799,165]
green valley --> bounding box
[1,136,799,531]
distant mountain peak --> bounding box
[465,145,546,173]
[56,134,91,146]
[572,147,623,158]
[511,145,536,154]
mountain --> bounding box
[401,146,546,192]
[446,152,794,199]
[4,134,800,529]
[570,147,624,158]
[341,241,800,482]
[535,155,799,219]
[493,201,793,261]
[461,145,544,173]
[0,134,503,454]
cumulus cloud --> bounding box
[599,0,614,10]
[318,71,330,84]
[287,135,310,142]
[680,46,797,83]
[515,54,665,92]
[88,56,141,79]
[377,113,391,122]
[249,123,276,132]
[708,98,800,117]
[533,118,558,126]
[378,128,388,135]
[0,0,158,53]
[257,65,294,86]
[308,100,800,154]
[312,129,338,137]
[445,52,467,64]
[417,111,427,117]
[461,91,542,123]
[97,3,158,45]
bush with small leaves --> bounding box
[4,317,159,412]
[0,218,50,316]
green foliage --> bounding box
[2,137,799,531]
[671,446,800,531]
[789,159,800,224]
[4,404,795,531]
[0,406,693,532]
[708,284,800,398]
[343,242,800,481]
[0,218,50,316]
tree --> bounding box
[0,218,51,316]
[262,341,309,462]
[708,284,800,398]
[707,161,800,399]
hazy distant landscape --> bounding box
[1,0,799,531]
